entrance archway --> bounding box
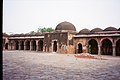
[26,41,30,50]
[116,39,120,56]
[78,43,82,53]
[20,41,24,50]
[88,39,98,54]
[31,40,36,51]
[15,41,19,50]
[53,41,57,52]
[5,43,8,49]
[38,40,43,51]
[101,39,112,55]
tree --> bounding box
[37,27,54,33]
[46,27,54,32]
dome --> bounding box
[91,28,103,33]
[55,21,76,31]
[79,28,90,34]
[104,27,117,31]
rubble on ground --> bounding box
[74,53,107,60]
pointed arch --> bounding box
[116,39,120,56]
[101,38,112,55]
[5,43,8,49]
[53,41,57,52]
[77,43,82,53]
[88,39,98,54]
[20,41,24,50]
[38,40,43,51]
[31,40,36,51]
[25,40,30,50]
[15,41,19,50]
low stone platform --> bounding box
[3,50,120,80]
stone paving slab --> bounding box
[3,50,120,80]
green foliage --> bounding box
[37,27,54,33]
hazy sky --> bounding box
[3,0,120,34]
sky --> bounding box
[3,0,120,34]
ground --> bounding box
[3,50,120,80]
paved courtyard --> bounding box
[3,50,120,80]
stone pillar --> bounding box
[86,45,89,53]
[57,42,59,53]
[43,44,46,52]
[30,41,32,51]
[8,42,11,50]
[98,45,101,55]
[36,40,39,51]
[75,44,78,54]
[18,41,21,50]
[24,41,26,50]
[83,45,87,53]
[51,42,53,52]
[112,44,116,56]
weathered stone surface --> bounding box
[3,51,120,80]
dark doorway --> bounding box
[88,39,98,54]
[5,43,8,49]
[26,41,30,50]
[53,41,57,52]
[16,41,19,50]
[32,40,36,51]
[38,40,43,51]
[21,41,24,50]
[78,43,82,53]
[116,39,120,56]
[101,39,112,55]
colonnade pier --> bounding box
[3,21,120,56]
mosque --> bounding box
[3,21,120,56]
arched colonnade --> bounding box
[8,39,44,51]
[77,38,120,56]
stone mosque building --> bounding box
[3,21,120,56]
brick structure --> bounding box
[2,21,120,56]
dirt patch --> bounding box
[74,53,107,60]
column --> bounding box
[98,45,101,55]
[36,40,39,51]
[51,42,53,52]
[83,45,87,53]
[112,44,116,56]
[57,42,59,52]
[24,41,26,50]
[18,41,21,50]
[30,41,32,51]
[8,42,11,50]
[76,44,78,54]
[86,45,89,53]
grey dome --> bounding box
[79,28,90,34]
[104,27,117,31]
[91,28,103,33]
[55,21,76,31]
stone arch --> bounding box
[116,39,120,56]
[15,41,19,50]
[101,38,113,55]
[53,41,57,52]
[38,40,43,51]
[31,40,36,51]
[5,43,8,49]
[25,40,30,50]
[20,41,24,50]
[88,39,98,54]
[100,37,113,44]
[77,43,82,53]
